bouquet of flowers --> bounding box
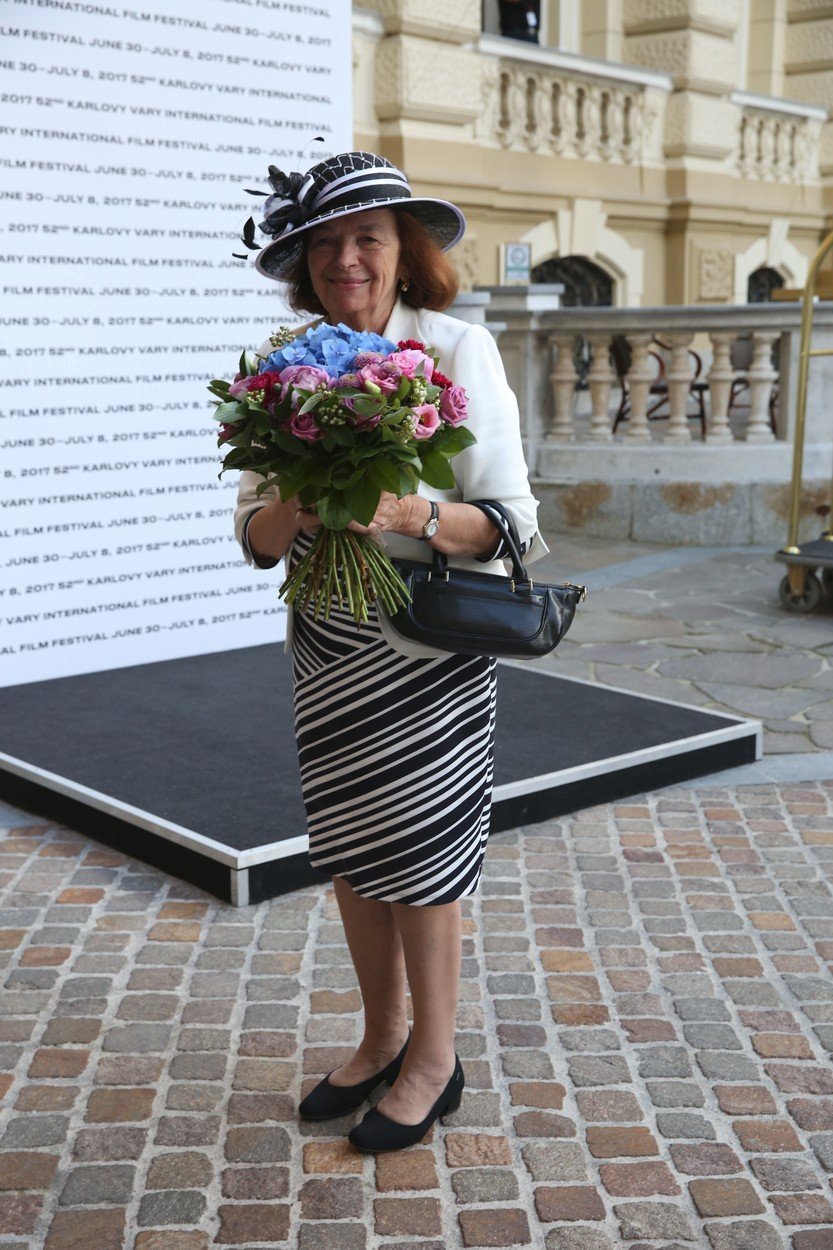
[209,321,476,623]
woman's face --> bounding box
[306,207,403,334]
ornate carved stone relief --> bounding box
[453,235,479,292]
[695,246,734,300]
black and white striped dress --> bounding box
[290,531,497,906]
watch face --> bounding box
[425,518,439,538]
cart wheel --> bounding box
[822,567,833,598]
[779,572,822,613]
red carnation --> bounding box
[432,369,452,389]
[397,339,426,352]
[218,423,239,443]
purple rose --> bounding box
[289,410,323,441]
[388,349,434,381]
[279,363,332,403]
[358,360,402,395]
[440,384,468,426]
[412,403,440,440]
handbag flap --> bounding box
[395,561,553,645]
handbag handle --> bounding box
[429,499,532,588]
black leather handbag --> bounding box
[388,500,585,659]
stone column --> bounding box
[706,332,736,445]
[623,333,653,443]
[549,336,578,441]
[623,2,740,297]
[745,331,778,444]
[587,335,614,442]
[663,334,694,444]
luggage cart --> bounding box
[775,228,833,613]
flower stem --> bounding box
[278,527,411,625]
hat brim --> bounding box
[254,197,466,281]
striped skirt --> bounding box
[290,535,497,906]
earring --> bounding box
[400,279,410,292]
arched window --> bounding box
[531,254,614,306]
[531,255,614,387]
[747,266,784,303]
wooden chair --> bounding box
[610,335,708,437]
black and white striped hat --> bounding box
[245,151,466,281]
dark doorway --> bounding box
[532,255,614,386]
[747,266,784,303]
[531,254,614,307]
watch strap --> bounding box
[421,500,439,540]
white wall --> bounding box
[0,0,352,685]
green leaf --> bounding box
[441,425,477,453]
[212,401,240,422]
[398,466,419,496]
[418,450,456,489]
[317,492,353,531]
[270,429,304,455]
[298,392,323,415]
[321,425,355,448]
[350,396,382,418]
[343,475,382,527]
[255,475,282,497]
[367,459,402,495]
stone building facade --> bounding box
[352,1,832,308]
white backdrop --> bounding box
[0,0,352,686]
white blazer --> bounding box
[233,299,548,657]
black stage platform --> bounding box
[0,646,761,904]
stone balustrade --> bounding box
[469,290,833,543]
[476,36,669,164]
[731,91,825,183]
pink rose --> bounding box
[439,384,468,426]
[289,410,323,441]
[278,364,332,402]
[412,403,440,440]
[388,349,434,381]
[358,360,402,395]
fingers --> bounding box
[295,508,322,532]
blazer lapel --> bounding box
[382,298,420,346]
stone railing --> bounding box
[478,291,833,480]
[476,35,669,163]
[474,290,833,544]
[731,91,825,183]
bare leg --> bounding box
[374,898,461,1123]
[326,874,410,1086]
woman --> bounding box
[233,151,546,1152]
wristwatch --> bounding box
[421,500,440,541]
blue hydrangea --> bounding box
[258,322,398,377]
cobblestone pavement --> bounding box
[535,540,833,757]
[1,782,833,1250]
[3,537,833,1248]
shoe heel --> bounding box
[441,1091,463,1119]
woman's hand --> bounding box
[347,492,418,538]
[295,501,323,534]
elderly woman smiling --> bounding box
[234,151,546,1153]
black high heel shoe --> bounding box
[298,1032,411,1121]
[347,1055,464,1152]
